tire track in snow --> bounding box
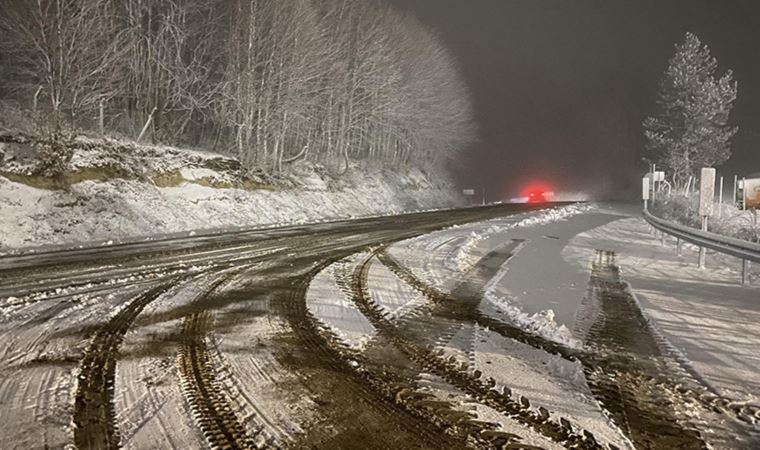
[73,281,177,450]
[176,310,258,449]
[348,249,604,449]
[581,250,742,449]
[276,259,469,449]
[377,249,581,362]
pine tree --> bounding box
[644,32,738,191]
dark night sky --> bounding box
[385,0,760,200]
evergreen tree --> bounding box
[644,32,738,191]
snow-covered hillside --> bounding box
[0,137,463,251]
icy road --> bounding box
[0,204,758,449]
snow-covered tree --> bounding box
[643,32,738,191]
[0,0,475,177]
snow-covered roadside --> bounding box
[0,168,459,251]
[0,138,462,251]
[563,216,760,403]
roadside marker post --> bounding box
[642,176,650,212]
[734,175,738,208]
[698,168,716,269]
[718,176,724,219]
[742,260,751,286]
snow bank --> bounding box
[454,203,594,272]
[484,266,581,349]
[0,147,461,250]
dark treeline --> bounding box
[0,0,475,174]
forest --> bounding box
[0,0,475,175]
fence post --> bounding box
[676,237,682,256]
[742,260,750,286]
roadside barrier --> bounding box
[643,209,760,285]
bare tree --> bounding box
[1,0,126,135]
[0,0,476,178]
[1,0,127,177]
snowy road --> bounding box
[0,203,758,449]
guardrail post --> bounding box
[698,216,708,269]
[660,231,665,246]
[645,209,760,284]
[742,260,751,286]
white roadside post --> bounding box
[653,171,666,243]
[743,260,750,286]
[698,168,716,269]
[652,164,657,205]
[718,176,724,219]
[642,176,650,211]
[740,177,760,285]
[733,175,739,208]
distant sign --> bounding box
[743,178,760,209]
[699,168,716,216]
[642,177,650,200]
[654,171,665,182]
[462,189,475,196]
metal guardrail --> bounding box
[643,209,759,284]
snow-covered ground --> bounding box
[0,139,462,251]
[302,203,760,447]
[387,203,609,343]
[564,213,760,403]
[301,205,637,449]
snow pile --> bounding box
[455,203,594,272]
[483,264,581,348]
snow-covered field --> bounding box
[0,139,462,251]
